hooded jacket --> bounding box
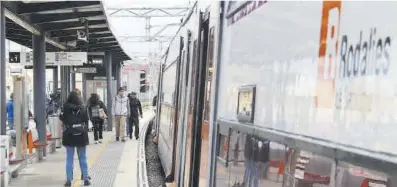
[112,95,130,116]
[60,103,89,147]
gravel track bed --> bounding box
[145,132,166,187]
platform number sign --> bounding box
[9,52,20,63]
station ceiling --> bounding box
[2,1,130,62]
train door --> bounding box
[170,36,185,181]
[178,31,192,186]
[187,11,211,187]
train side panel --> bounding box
[217,0,397,158]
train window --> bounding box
[284,148,335,187]
[215,125,231,187]
[216,128,286,187]
[189,40,198,110]
[335,161,395,187]
[203,27,215,121]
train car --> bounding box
[156,1,397,187]
[156,1,219,187]
[210,0,397,187]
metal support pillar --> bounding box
[32,34,46,161]
[0,3,6,135]
[106,52,113,131]
[116,63,121,89]
[53,66,58,93]
[65,67,70,94]
[82,73,87,102]
[71,67,76,91]
[60,66,67,104]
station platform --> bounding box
[7,112,154,187]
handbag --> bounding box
[99,108,107,119]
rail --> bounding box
[137,116,154,187]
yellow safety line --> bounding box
[72,136,112,187]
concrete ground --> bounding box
[8,112,154,187]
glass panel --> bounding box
[284,148,334,187]
[216,127,231,187]
[215,128,286,187]
[199,27,216,187]
[184,40,198,187]
[336,161,395,187]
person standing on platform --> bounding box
[6,93,14,130]
[87,93,107,144]
[127,92,143,140]
[59,91,91,186]
[112,87,130,142]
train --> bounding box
[154,1,397,187]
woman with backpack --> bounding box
[60,91,91,186]
[87,93,107,144]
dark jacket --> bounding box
[60,103,89,147]
[152,96,157,107]
[128,97,143,118]
[87,101,107,122]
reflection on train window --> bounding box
[284,148,334,187]
[216,127,231,187]
[217,133,229,163]
[217,128,286,187]
[336,161,392,187]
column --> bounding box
[53,66,58,93]
[60,66,67,104]
[65,66,70,94]
[32,34,46,161]
[70,66,76,91]
[82,73,87,102]
[106,52,113,131]
[116,62,121,89]
[0,3,6,135]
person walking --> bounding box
[60,91,91,186]
[112,87,130,142]
[127,92,143,140]
[87,93,107,144]
[6,93,14,130]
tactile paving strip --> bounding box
[88,140,126,187]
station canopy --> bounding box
[2,1,130,61]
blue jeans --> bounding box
[66,146,89,181]
[8,120,14,130]
[244,159,253,186]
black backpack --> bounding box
[90,104,101,119]
[64,108,88,135]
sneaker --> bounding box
[64,181,72,187]
[81,174,92,180]
[116,137,119,141]
[94,141,98,144]
[83,180,91,186]
[98,140,102,143]
[135,137,139,140]
[121,138,126,142]
[129,135,132,139]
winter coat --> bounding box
[60,103,89,147]
[112,95,130,116]
[128,97,142,118]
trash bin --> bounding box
[48,115,62,149]
[1,135,10,187]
